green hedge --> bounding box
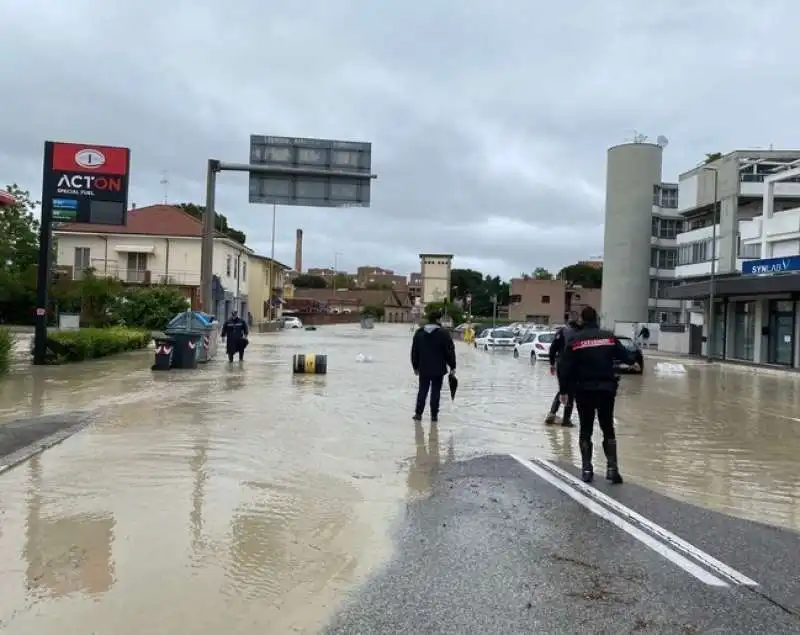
[0,327,12,375]
[48,327,152,364]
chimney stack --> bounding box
[295,229,303,273]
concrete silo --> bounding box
[601,142,663,327]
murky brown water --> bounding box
[0,325,799,632]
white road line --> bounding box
[529,457,759,587]
[509,454,728,587]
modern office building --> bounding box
[668,150,800,367]
[601,141,682,328]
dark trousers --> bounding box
[416,374,444,417]
[550,392,574,420]
[575,390,616,444]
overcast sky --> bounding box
[2,1,800,279]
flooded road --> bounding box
[0,324,799,632]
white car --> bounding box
[514,330,557,362]
[283,316,303,329]
[474,327,516,351]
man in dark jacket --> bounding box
[411,310,456,423]
[545,319,581,427]
[558,306,639,484]
[221,310,249,362]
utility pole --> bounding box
[703,166,720,361]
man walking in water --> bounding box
[411,310,457,423]
[544,316,580,427]
[557,306,639,484]
[221,310,249,363]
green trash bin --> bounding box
[165,310,219,363]
[169,332,201,369]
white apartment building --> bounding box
[53,204,253,320]
[669,151,800,368]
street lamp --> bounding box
[702,165,720,362]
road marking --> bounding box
[510,454,727,586]
[514,455,759,588]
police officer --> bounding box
[557,306,639,484]
[545,316,581,427]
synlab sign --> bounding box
[742,255,800,275]
[42,141,130,226]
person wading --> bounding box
[544,317,581,427]
[221,310,249,363]
[557,306,639,484]
[411,310,457,423]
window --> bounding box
[226,255,232,276]
[650,248,677,269]
[738,240,761,259]
[241,260,247,282]
[653,185,678,209]
[541,295,550,304]
[73,247,90,278]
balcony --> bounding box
[69,262,201,286]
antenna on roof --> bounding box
[160,171,169,204]
[656,135,669,148]
[624,130,649,144]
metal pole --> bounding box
[707,169,719,362]
[200,160,218,315]
[267,203,276,321]
[33,144,54,365]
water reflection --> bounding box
[24,458,115,599]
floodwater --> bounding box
[0,324,799,633]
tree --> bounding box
[532,267,553,280]
[292,274,327,288]
[361,305,385,320]
[704,152,723,164]
[450,268,483,300]
[424,301,464,325]
[0,184,40,273]
[113,286,190,331]
[77,270,123,327]
[331,273,354,289]
[365,281,392,290]
[557,263,602,289]
[176,203,247,245]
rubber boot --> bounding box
[603,438,623,484]
[561,400,575,428]
[579,439,593,482]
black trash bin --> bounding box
[170,332,201,369]
[152,337,175,371]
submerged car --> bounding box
[514,330,556,362]
[474,327,516,351]
[615,336,644,374]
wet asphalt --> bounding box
[0,324,799,633]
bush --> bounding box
[0,327,13,375]
[113,286,190,331]
[361,305,385,320]
[48,327,152,364]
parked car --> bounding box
[614,336,644,373]
[514,330,557,362]
[474,327,516,351]
[283,316,304,329]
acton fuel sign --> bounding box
[42,141,131,225]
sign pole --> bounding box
[33,142,54,365]
[201,160,218,315]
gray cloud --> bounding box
[2,0,800,278]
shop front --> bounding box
[667,268,800,369]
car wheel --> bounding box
[513,349,519,358]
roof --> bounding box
[420,253,454,258]
[54,204,241,243]
[0,190,15,206]
[250,253,291,270]
[294,287,412,308]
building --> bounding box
[509,278,601,324]
[355,266,407,290]
[579,258,603,270]
[53,204,252,320]
[247,254,290,324]
[667,151,800,367]
[0,190,15,206]
[601,142,682,328]
[408,272,422,300]
[291,288,413,322]
[419,253,452,304]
